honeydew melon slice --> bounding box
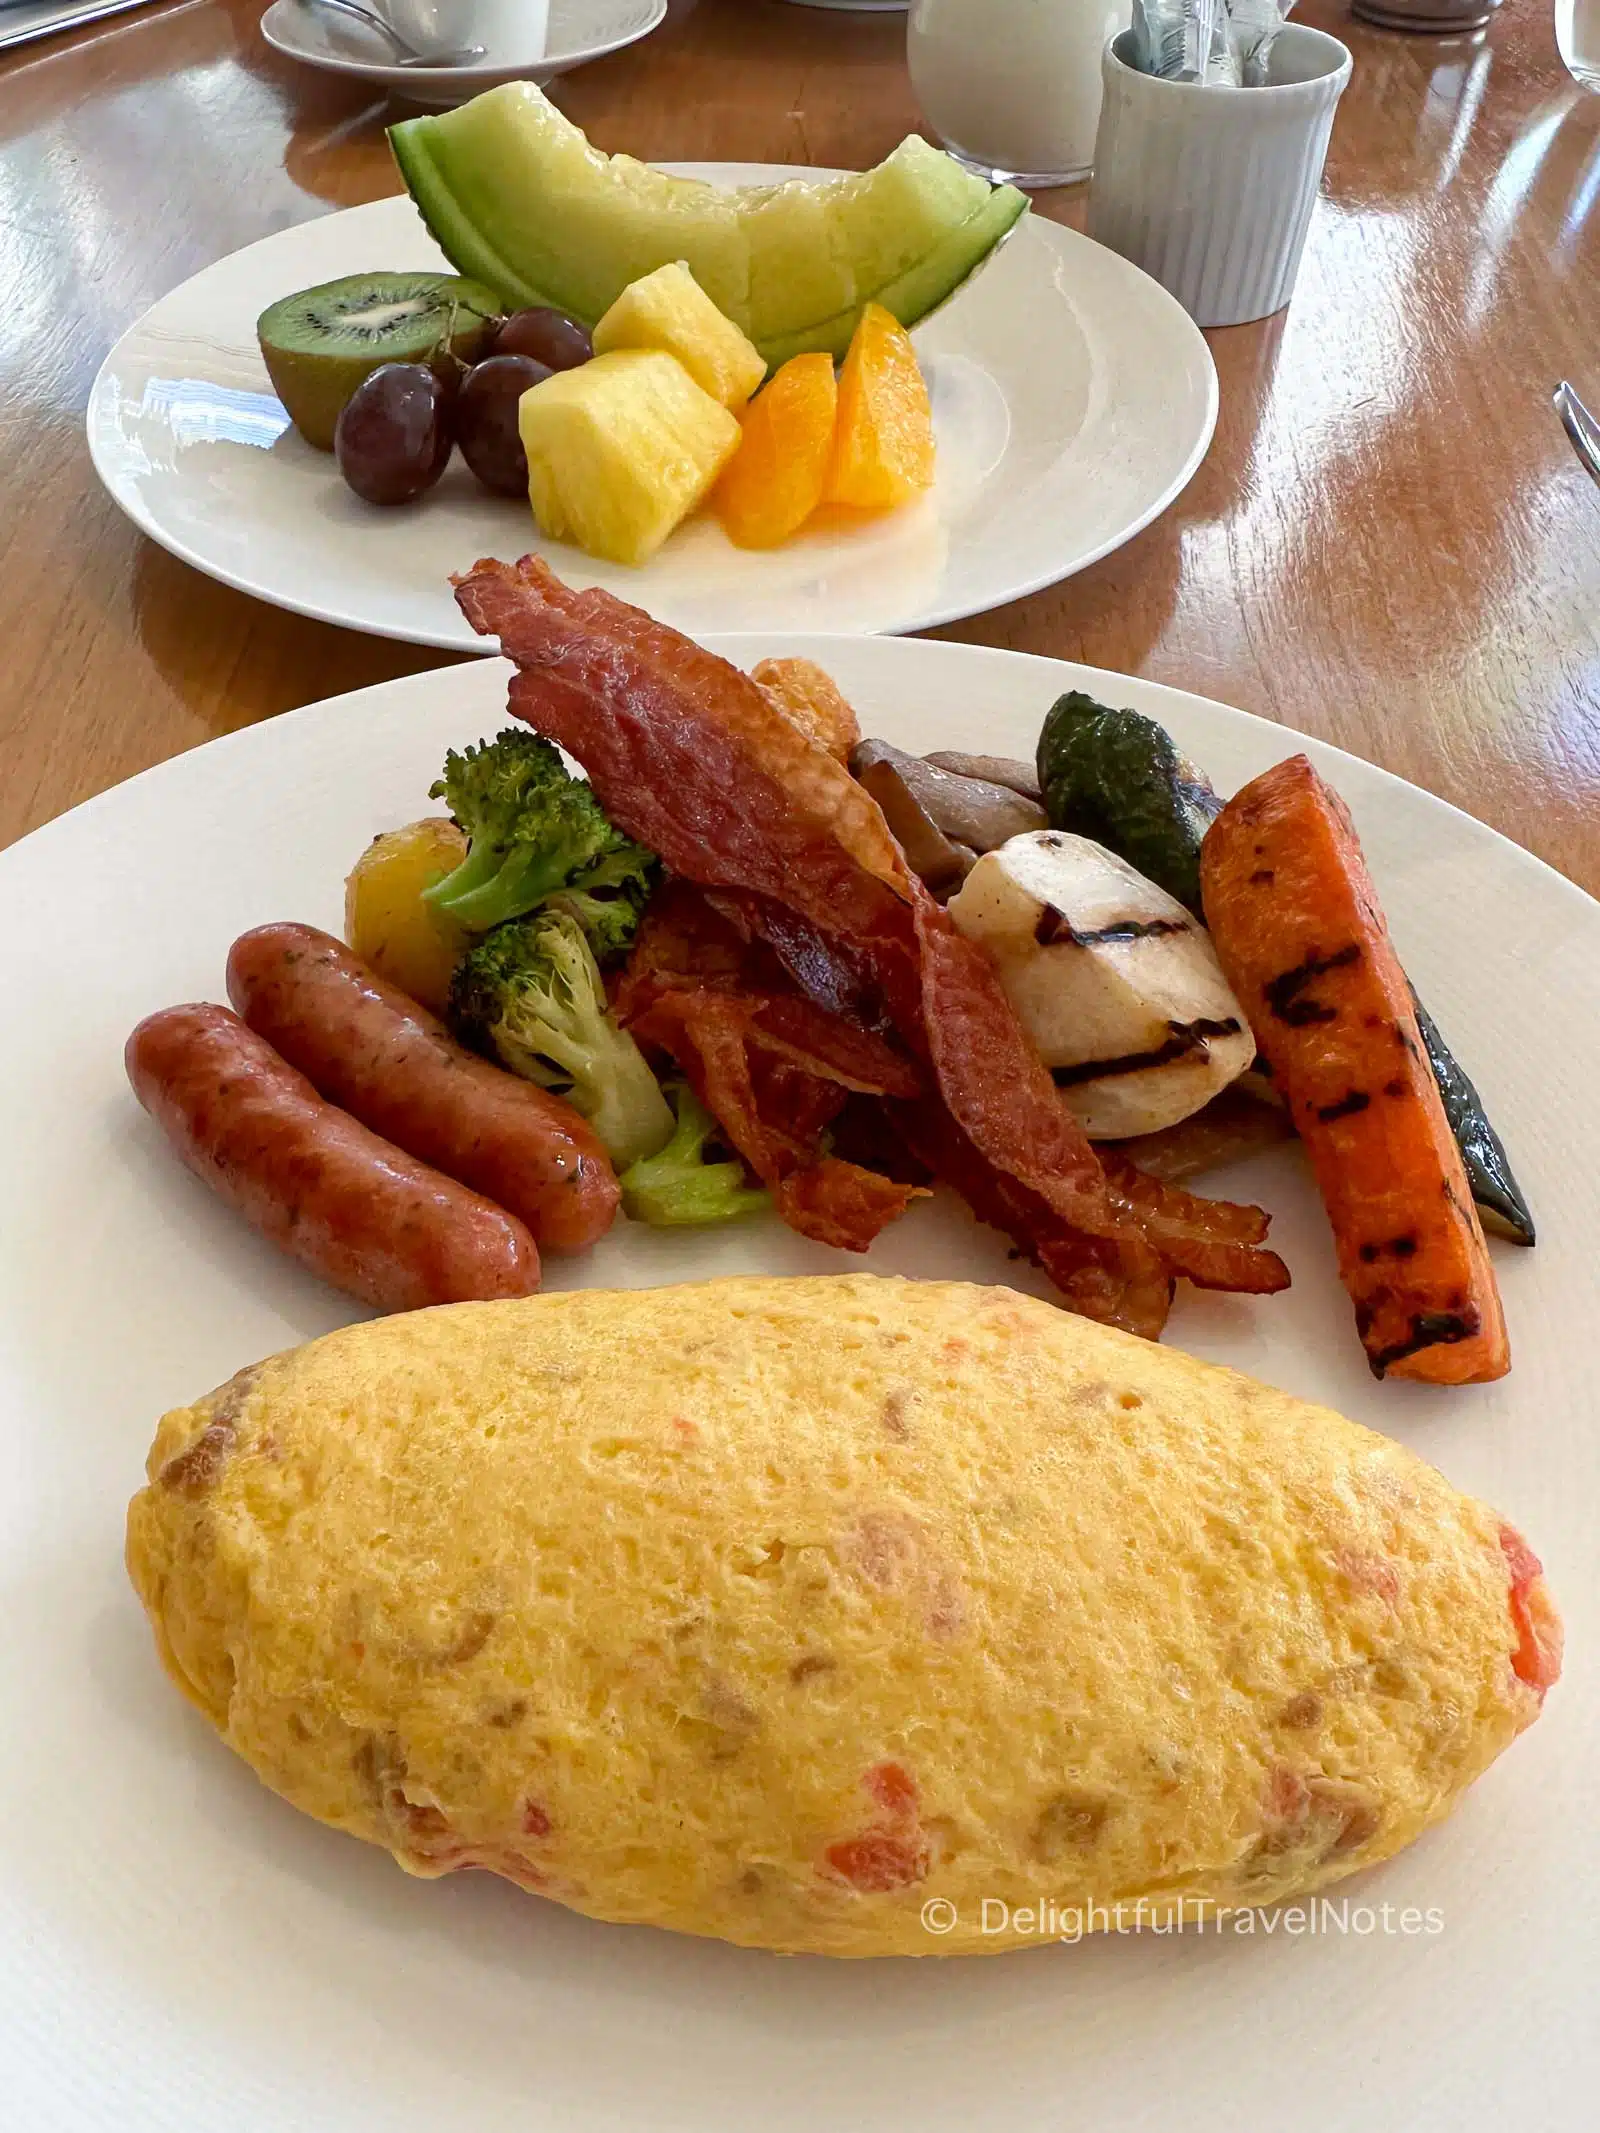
[389,84,1027,370]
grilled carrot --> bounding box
[1200,755,1509,1384]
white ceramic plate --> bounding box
[86,180,1217,647]
[259,0,668,110]
[0,636,1592,2129]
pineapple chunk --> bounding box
[592,262,767,410]
[519,349,741,567]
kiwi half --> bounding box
[258,270,501,451]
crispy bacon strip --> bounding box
[617,884,920,1099]
[748,1054,851,1154]
[613,879,749,993]
[1099,1152,1290,1297]
[706,892,895,1036]
[616,884,919,1255]
[890,1101,1174,1340]
[629,992,791,1171]
[455,558,911,910]
[908,885,1114,1231]
[747,997,920,1097]
[456,558,1285,1334]
[774,1162,925,1252]
[624,981,913,1255]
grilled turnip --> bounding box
[946,831,1255,1138]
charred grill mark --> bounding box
[1054,1045,1193,1088]
[1368,1309,1482,1378]
[1037,913,1193,948]
[1049,1017,1242,1088]
[1249,868,1275,886]
[1077,917,1191,946]
[1358,1235,1420,1264]
[1383,1078,1409,1098]
[1263,943,1362,1026]
[1315,1089,1371,1123]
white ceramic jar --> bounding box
[907,0,1132,188]
[1087,24,1352,329]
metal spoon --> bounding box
[1555,381,1600,492]
[300,0,486,67]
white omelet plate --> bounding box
[0,638,1592,2129]
[85,175,1217,646]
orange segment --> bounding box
[824,302,936,511]
[714,353,839,548]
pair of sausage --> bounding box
[126,924,619,1313]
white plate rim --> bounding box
[5,638,1587,926]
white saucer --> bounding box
[260,0,667,107]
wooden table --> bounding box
[4,0,1598,892]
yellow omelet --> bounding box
[125,1275,1559,1958]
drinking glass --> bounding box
[907,0,1132,188]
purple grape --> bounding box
[455,354,550,497]
[491,306,593,372]
[335,362,452,505]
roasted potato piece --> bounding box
[344,817,470,1016]
[752,657,862,764]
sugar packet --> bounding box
[1128,0,1293,87]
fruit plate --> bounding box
[85,176,1217,648]
[0,634,1594,2132]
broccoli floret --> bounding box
[547,842,659,964]
[619,1086,770,1228]
[450,910,675,1172]
[425,730,654,937]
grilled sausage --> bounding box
[126,1004,541,1312]
[226,923,619,1254]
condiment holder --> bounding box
[1086,23,1352,330]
